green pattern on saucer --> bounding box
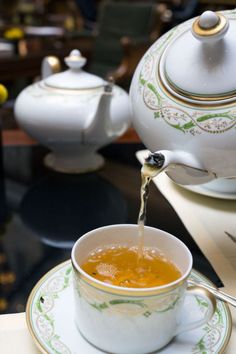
[26,260,232,354]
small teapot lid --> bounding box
[44,49,104,90]
[160,11,236,101]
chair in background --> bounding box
[88,1,164,90]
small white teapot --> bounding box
[15,50,131,173]
[130,10,236,185]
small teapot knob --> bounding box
[64,49,87,70]
[199,11,219,29]
[192,11,229,42]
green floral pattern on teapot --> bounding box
[138,9,236,136]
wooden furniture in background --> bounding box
[2,127,141,146]
[88,1,165,89]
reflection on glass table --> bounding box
[0,142,222,314]
[20,173,127,249]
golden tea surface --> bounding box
[81,245,181,288]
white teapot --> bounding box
[130,10,236,185]
[15,50,130,173]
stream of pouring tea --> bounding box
[137,155,164,260]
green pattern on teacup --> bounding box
[29,262,231,354]
[88,294,181,317]
[138,10,236,136]
[74,271,183,317]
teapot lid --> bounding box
[160,11,236,102]
[44,49,104,90]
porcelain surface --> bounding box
[130,9,236,183]
[15,50,131,173]
[71,224,217,354]
[26,260,232,354]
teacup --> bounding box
[71,224,216,354]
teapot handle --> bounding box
[41,56,61,79]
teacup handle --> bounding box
[174,285,217,336]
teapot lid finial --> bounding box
[44,49,104,90]
[192,11,229,42]
[159,10,236,101]
[64,49,87,70]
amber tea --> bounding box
[81,153,180,289]
[81,245,181,288]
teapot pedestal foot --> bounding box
[44,152,105,174]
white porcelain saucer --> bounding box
[179,184,236,200]
[26,261,232,354]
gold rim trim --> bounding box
[41,82,103,94]
[158,13,236,106]
[165,73,236,102]
[157,62,236,108]
[189,273,232,354]
[26,260,232,354]
[192,13,227,37]
[72,258,188,297]
[26,260,71,354]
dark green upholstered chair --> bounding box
[88,1,163,90]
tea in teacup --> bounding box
[81,245,181,288]
[72,225,216,354]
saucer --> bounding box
[26,261,232,354]
[179,184,236,200]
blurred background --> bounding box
[0,0,235,102]
[0,0,234,314]
[0,0,235,125]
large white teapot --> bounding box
[15,50,130,173]
[130,10,236,185]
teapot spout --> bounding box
[84,80,114,142]
[145,150,217,185]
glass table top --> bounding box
[0,141,222,314]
